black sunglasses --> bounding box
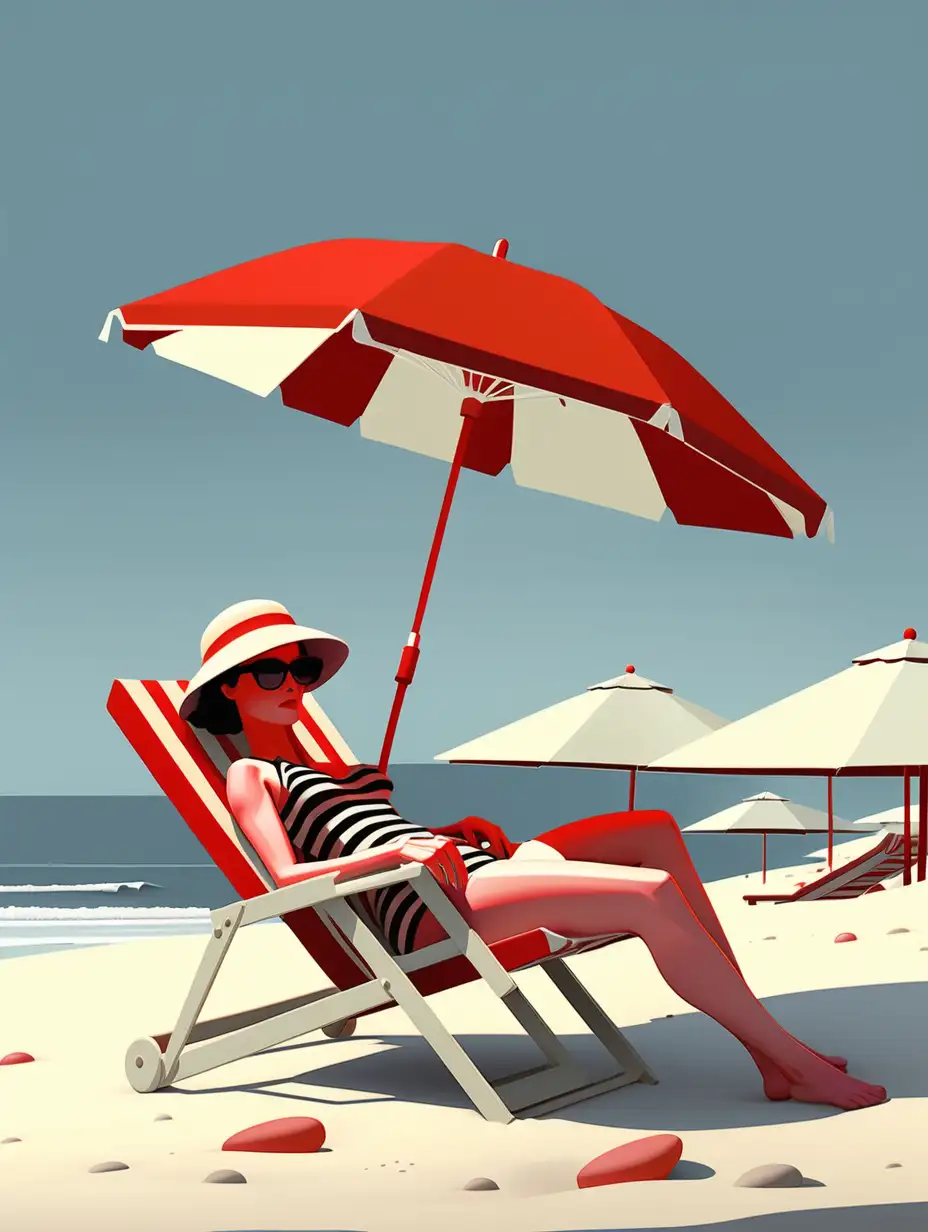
[233,656,324,691]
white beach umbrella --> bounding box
[649,628,928,881]
[852,805,911,834]
[682,791,857,883]
[434,664,728,808]
[805,832,882,860]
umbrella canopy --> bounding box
[852,805,911,834]
[434,663,728,808]
[681,791,855,835]
[649,629,928,775]
[649,628,928,882]
[806,832,882,860]
[99,238,830,536]
[683,790,858,883]
[101,236,831,771]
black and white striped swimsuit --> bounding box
[273,760,498,954]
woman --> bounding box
[182,599,886,1112]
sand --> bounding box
[0,864,926,1232]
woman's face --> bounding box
[220,642,310,726]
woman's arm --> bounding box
[226,760,408,887]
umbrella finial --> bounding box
[625,664,635,674]
[904,627,917,640]
[492,238,509,260]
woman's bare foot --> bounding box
[785,1061,887,1110]
[748,1048,848,1100]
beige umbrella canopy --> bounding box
[682,791,858,883]
[852,805,912,834]
[649,628,928,881]
[434,664,728,808]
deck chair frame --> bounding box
[744,833,909,905]
[112,678,656,1123]
[128,865,655,1122]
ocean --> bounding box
[0,765,901,960]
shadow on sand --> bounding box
[173,982,926,1134]
[212,1209,928,1232]
[571,1207,928,1232]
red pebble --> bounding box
[222,1116,326,1154]
[834,932,857,944]
[577,1133,683,1188]
[0,1052,35,1066]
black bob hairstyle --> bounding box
[185,641,315,737]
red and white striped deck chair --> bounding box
[745,833,911,905]
[107,677,656,1123]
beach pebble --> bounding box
[834,932,857,944]
[885,1162,903,1169]
[0,1052,35,1066]
[1,1137,22,1144]
[88,1160,130,1173]
[577,1134,683,1189]
[222,1116,326,1154]
[204,1168,247,1184]
[154,1113,173,1121]
[735,1163,804,1188]
[887,928,910,935]
[762,936,777,941]
[463,1177,499,1191]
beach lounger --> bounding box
[744,832,909,905]
[106,677,656,1123]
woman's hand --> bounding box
[446,816,517,859]
[394,835,469,892]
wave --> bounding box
[0,907,279,956]
[0,882,161,894]
[0,906,210,921]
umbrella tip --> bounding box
[625,664,635,674]
[492,238,509,260]
[904,627,917,640]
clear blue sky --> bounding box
[2,0,926,792]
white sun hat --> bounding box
[179,599,349,721]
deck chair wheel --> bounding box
[125,1038,167,1093]
[322,1017,357,1039]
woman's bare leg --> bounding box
[531,810,848,1090]
[534,811,737,957]
[416,860,885,1111]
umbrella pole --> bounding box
[761,833,767,884]
[627,767,637,811]
[903,769,912,887]
[919,769,927,883]
[826,773,834,871]
[378,397,483,772]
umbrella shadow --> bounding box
[176,982,926,1132]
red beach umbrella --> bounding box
[100,237,832,769]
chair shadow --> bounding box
[175,982,927,1133]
